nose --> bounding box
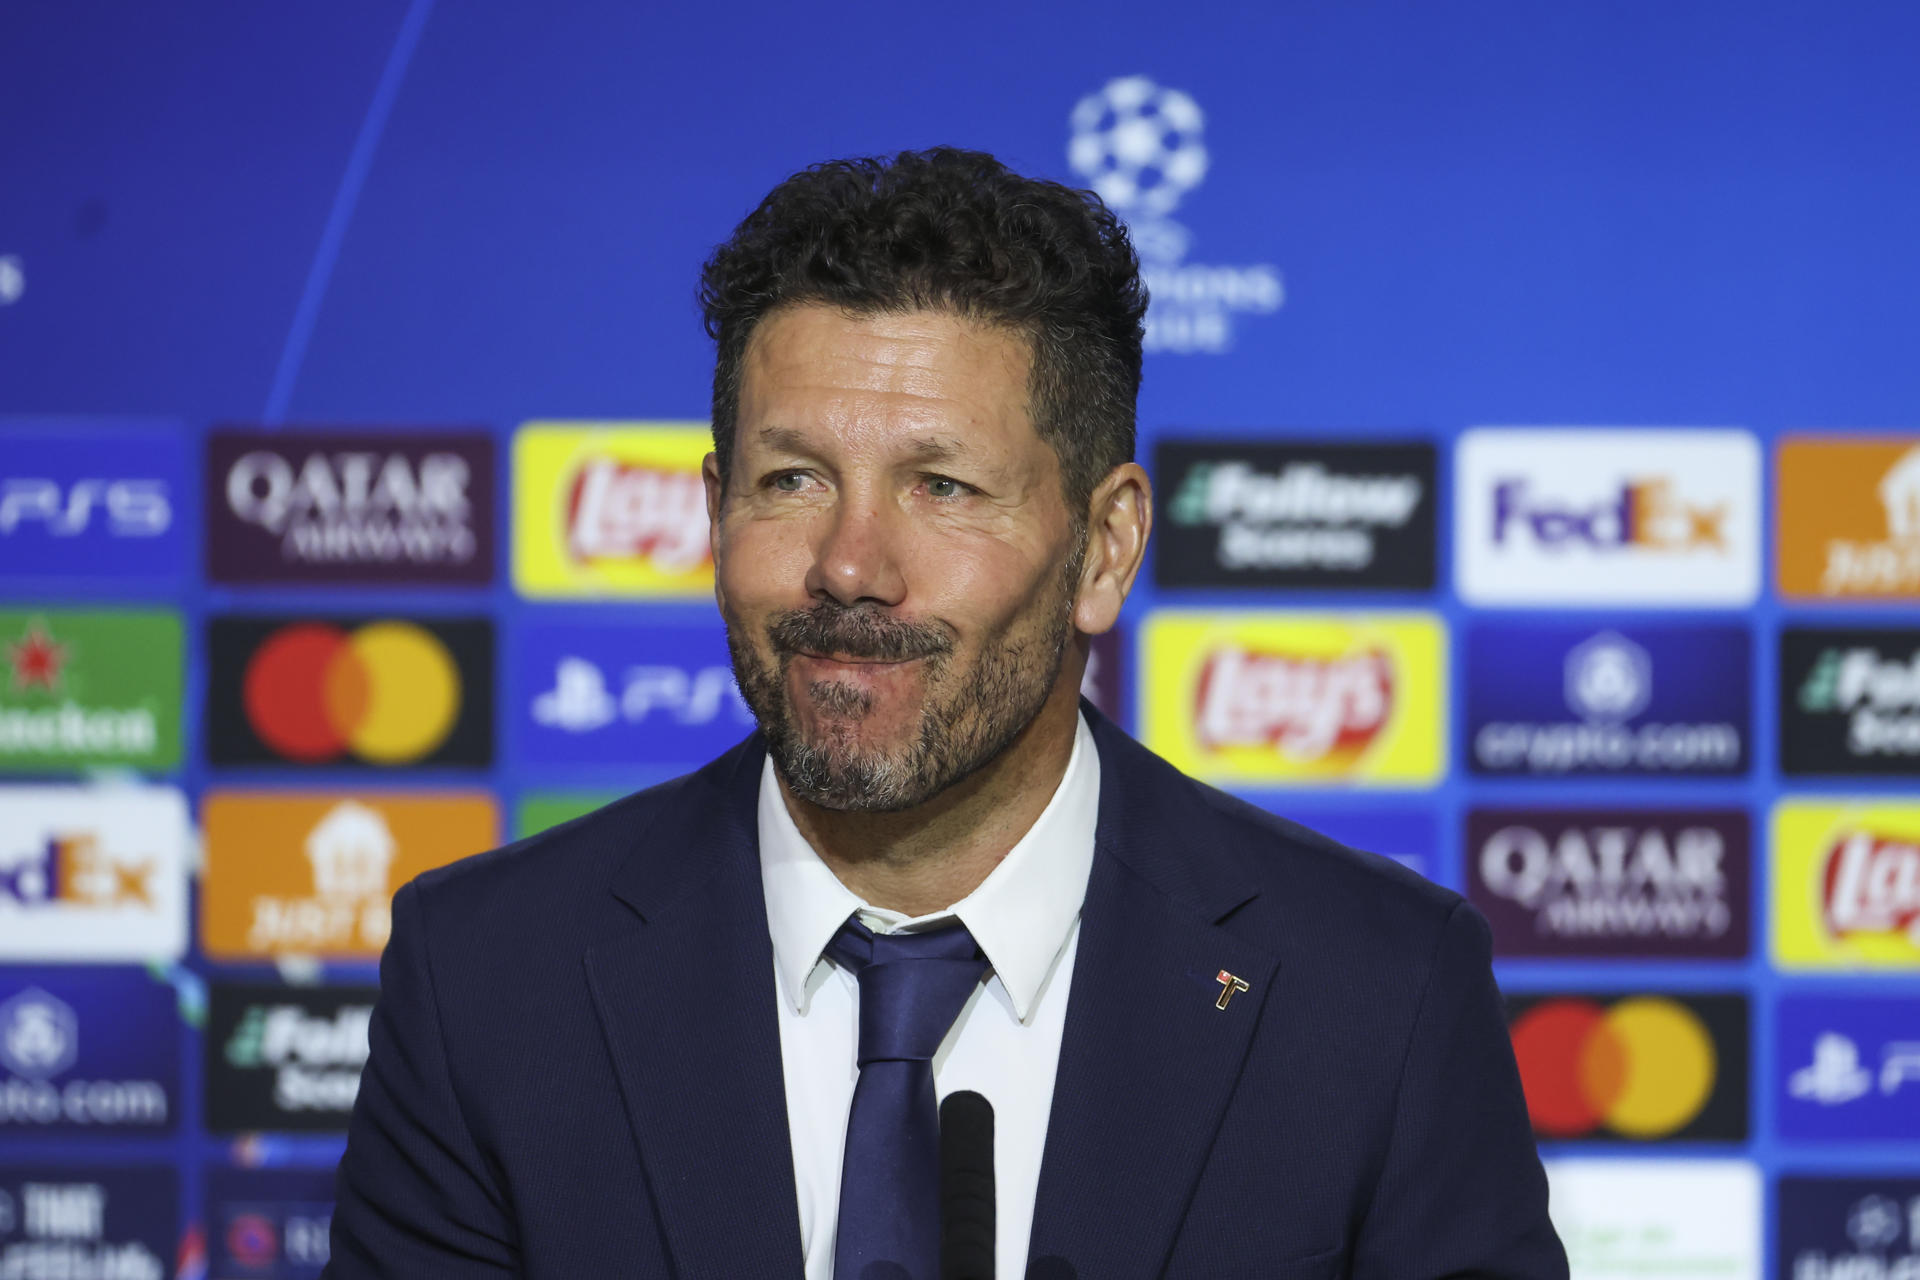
[805,488,907,608]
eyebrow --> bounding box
[753,426,975,466]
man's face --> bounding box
[708,303,1085,812]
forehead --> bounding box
[736,304,1035,451]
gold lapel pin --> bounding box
[1214,970,1250,1010]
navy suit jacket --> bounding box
[325,708,1566,1279]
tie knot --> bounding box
[826,916,989,1065]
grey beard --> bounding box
[726,544,1082,812]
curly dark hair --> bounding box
[698,147,1147,515]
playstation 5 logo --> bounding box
[532,657,751,733]
[1790,1032,1920,1105]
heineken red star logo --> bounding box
[7,621,68,692]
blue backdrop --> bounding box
[3,3,1919,1276]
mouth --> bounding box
[788,650,924,674]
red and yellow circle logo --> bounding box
[242,621,462,764]
[1508,996,1718,1139]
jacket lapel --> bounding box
[584,737,805,1280]
[1027,715,1281,1279]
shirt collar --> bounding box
[757,709,1100,1023]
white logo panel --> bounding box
[1545,1159,1761,1280]
[1456,428,1760,607]
[0,786,189,961]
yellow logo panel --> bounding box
[512,422,714,598]
[1772,800,1920,970]
[1141,611,1446,787]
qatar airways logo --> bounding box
[1468,810,1749,958]
[208,430,494,584]
[1193,646,1391,761]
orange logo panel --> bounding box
[201,791,498,961]
[1778,437,1920,599]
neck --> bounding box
[777,673,1084,917]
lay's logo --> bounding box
[1823,832,1920,945]
[1774,801,1920,970]
[1143,612,1444,786]
[513,423,713,598]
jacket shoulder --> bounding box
[1098,722,1466,966]
[402,754,738,948]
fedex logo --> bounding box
[0,835,155,909]
[0,787,189,962]
[0,480,170,538]
[1490,477,1725,550]
[1456,429,1759,607]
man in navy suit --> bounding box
[325,148,1565,1280]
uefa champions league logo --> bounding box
[1068,75,1283,355]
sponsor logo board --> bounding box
[1467,809,1750,958]
[1455,428,1761,607]
[1464,623,1750,777]
[1154,440,1436,589]
[1543,1159,1760,1280]
[1778,995,1920,1141]
[206,1167,336,1278]
[0,609,182,772]
[1507,991,1748,1141]
[1778,436,1920,600]
[1783,627,1920,776]
[201,792,497,961]
[0,423,187,585]
[0,1168,176,1279]
[207,616,493,768]
[512,422,712,598]
[1772,801,1920,971]
[0,969,178,1135]
[1260,806,1437,882]
[205,984,375,1133]
[1778,1176,1920,1280]
[0,786,188,962]
[1066,76,1282,354]
[1140,611,1445,787]
[206,428,494,584]
[514,622,750,766]
[515,792,623,840]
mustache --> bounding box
[767,602,954,663]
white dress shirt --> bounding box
[757,710,1101,1280]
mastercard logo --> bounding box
[241,621,462,764]
[1509,996,1727,1140]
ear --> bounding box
[1073,462,1152,636]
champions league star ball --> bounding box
[1068,76,1209,222]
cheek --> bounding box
[910,534,1058,636]
[717,518,816,610]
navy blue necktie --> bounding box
[825,915,990,1280]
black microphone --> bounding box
[939,1090,995,1280]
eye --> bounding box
[924,475,972,500]
[768,471,810,492]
